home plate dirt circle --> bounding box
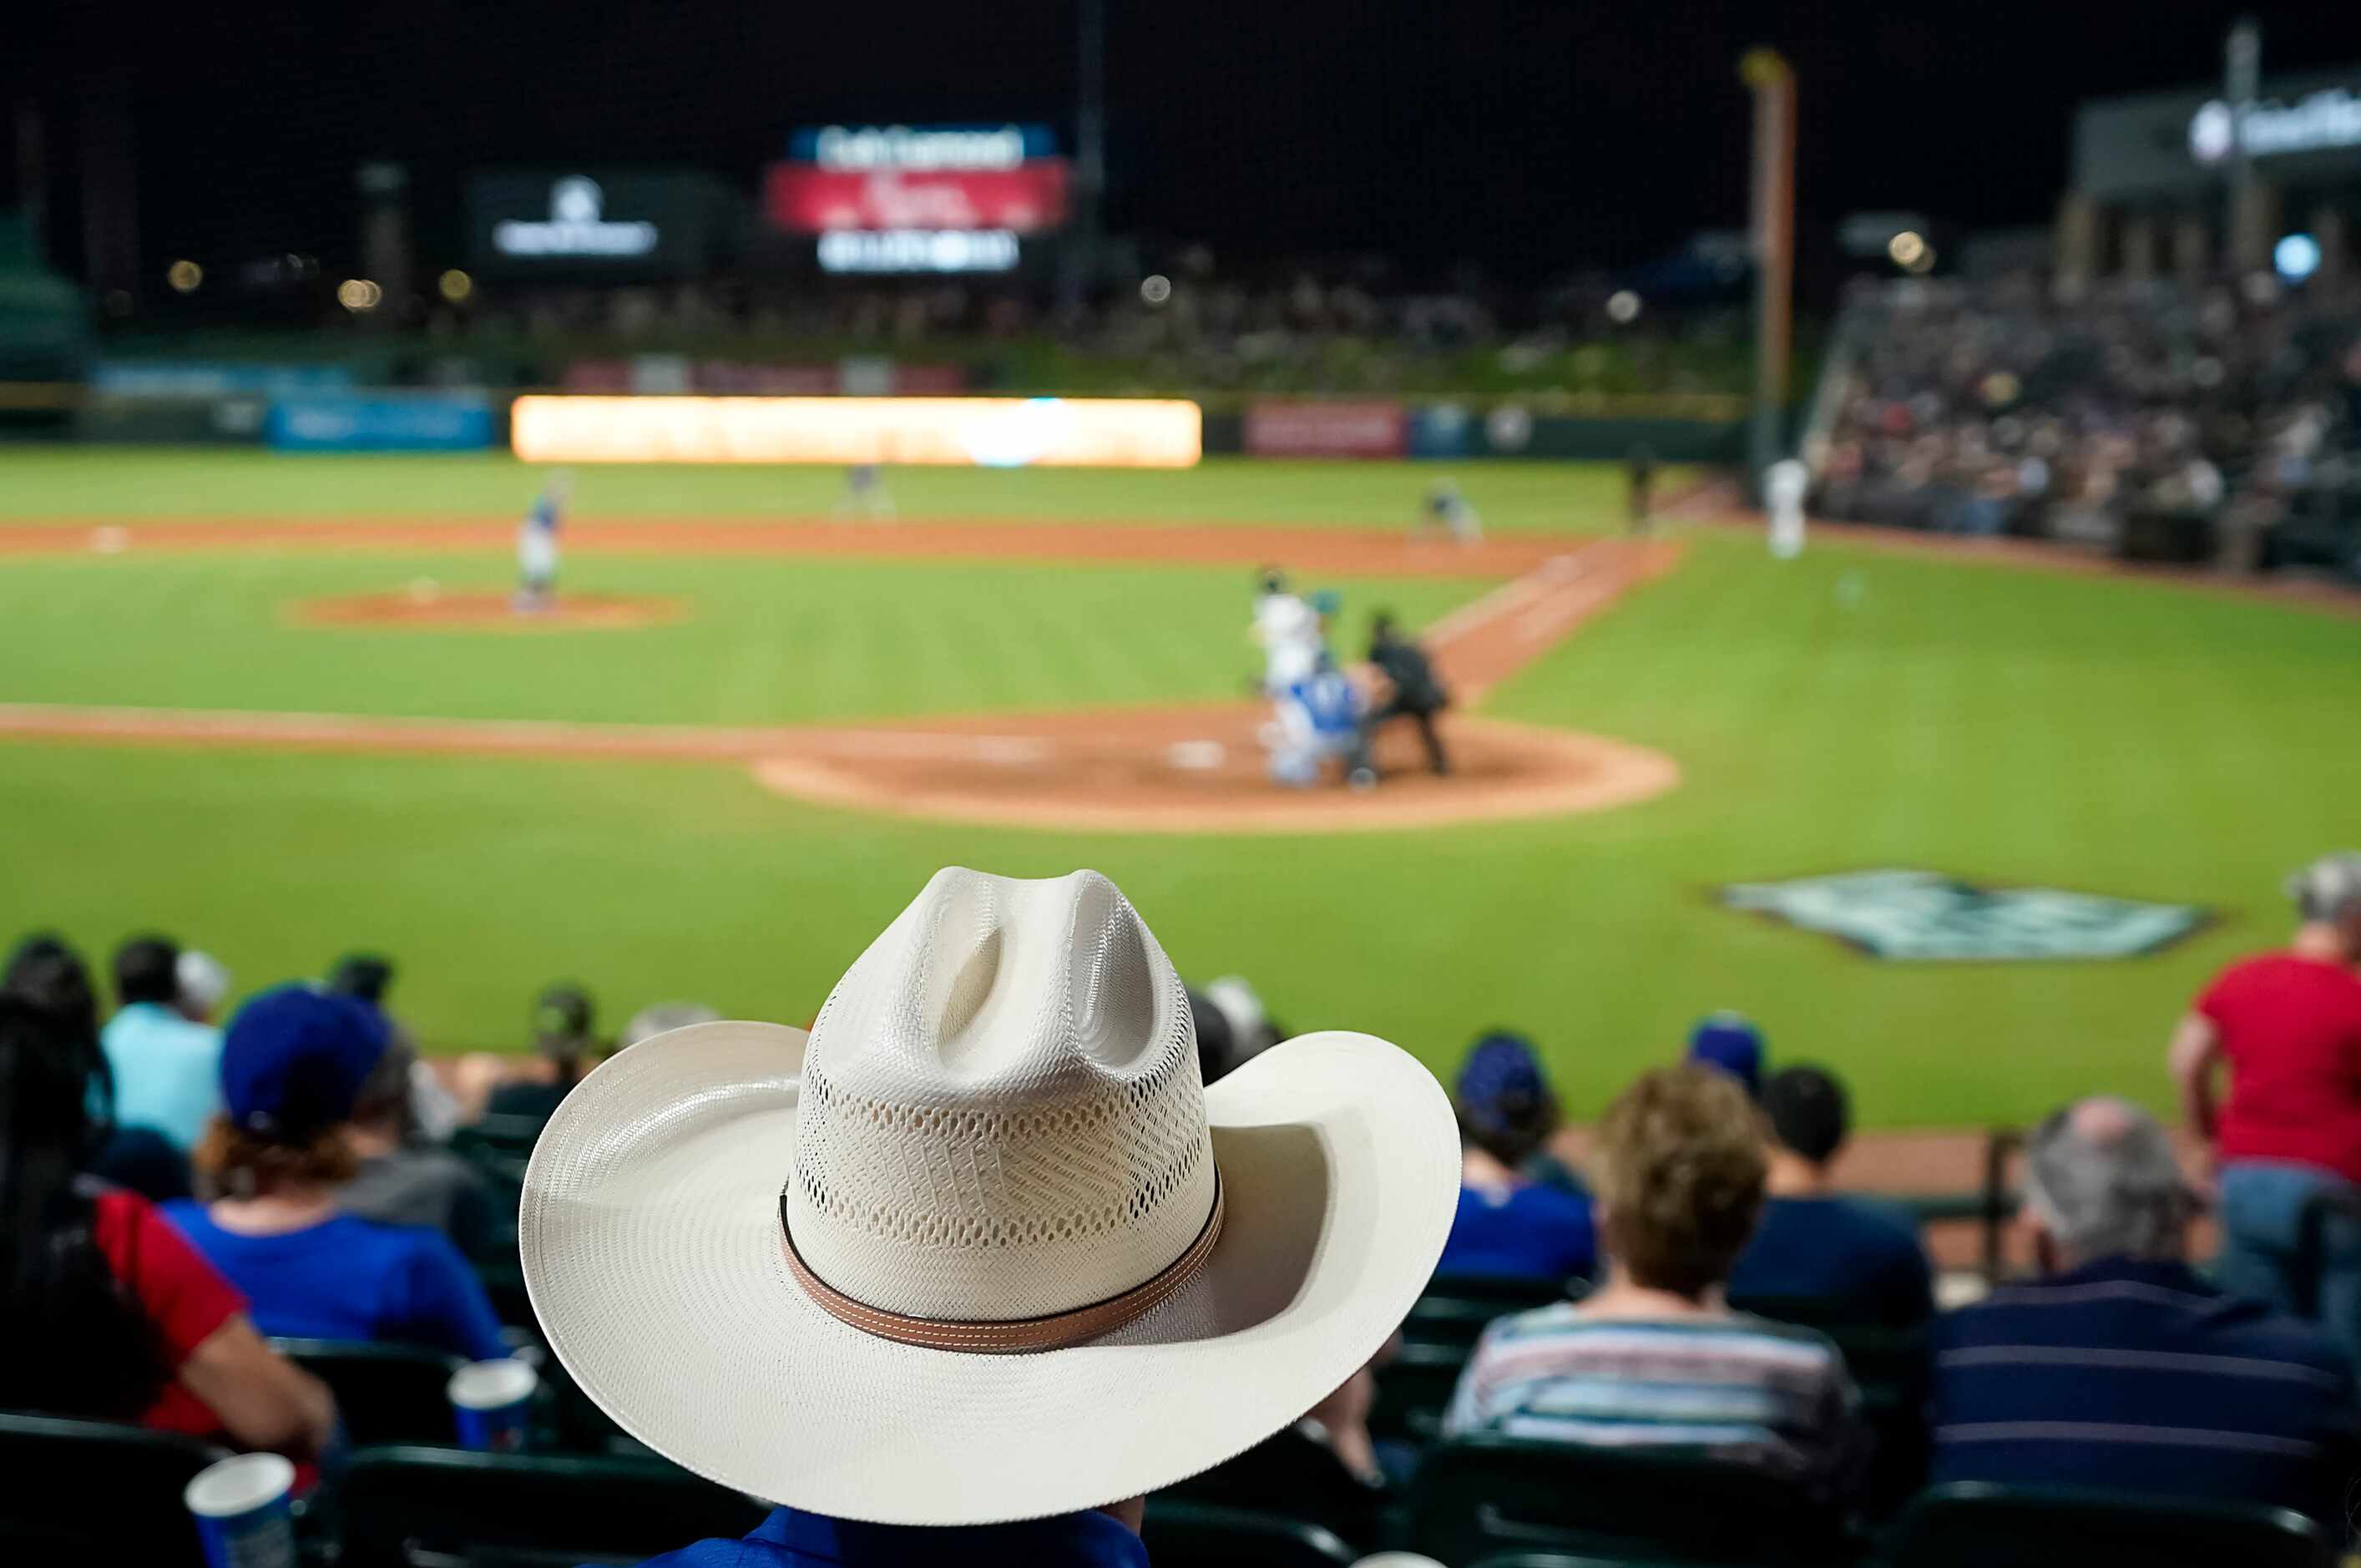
[290,589,685,631]
[749,705,1680,834]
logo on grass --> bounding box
[1721,870,2207,962]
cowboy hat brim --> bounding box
[520,1019,1458,1525]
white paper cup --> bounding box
[448,1357,539,1451]
[184,1453,296,1568]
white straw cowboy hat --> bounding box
[520,867,1458,1525]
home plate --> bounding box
[1167,740,1227,771]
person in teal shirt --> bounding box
[99,936,224,1151]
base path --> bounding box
[0,525,1685,834]
[292,589,685,631]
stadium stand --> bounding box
[9,883,2361,1565]
[1812,275,2361,579]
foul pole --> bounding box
[1741,48,1796,499]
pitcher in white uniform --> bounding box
[514,471,573,612]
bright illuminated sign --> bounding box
[817,230,1019,274]
[766,163,1069,235]
[492,177,658,257]
[510,397,1202,469]
[790,124,1058,170]
[2190,89,2361,164]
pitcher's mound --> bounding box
[291,589,684,631]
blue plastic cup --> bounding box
[448,1357,538,1451]
[183,1453,296,1568]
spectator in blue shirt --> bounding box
[1729,1065,1934,1325]
[634,1504,1148,1567]
[100,935,225,1151]
[1931,1096,2358,1525]
[165,986,509,1363]
[1436,1031,1596,1283]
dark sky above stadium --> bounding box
[12,0,2361,286]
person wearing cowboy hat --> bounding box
[520,867,1459,1565]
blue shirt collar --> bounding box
[746,1505,1151,1566]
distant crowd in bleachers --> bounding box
[1814,275,2361,576]
[5,850,2361,1565]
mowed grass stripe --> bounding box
[0,552,1483,727]
[0,449,1654,535]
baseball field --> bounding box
[3,448,2356,1130]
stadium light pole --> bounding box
[2225,17,2260,271]
[1064,0,1107,309]
[1740,48,1796,499]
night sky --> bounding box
[11,1,2361,287]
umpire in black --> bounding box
[1363,610,1450,776]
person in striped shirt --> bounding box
[1929,1096,2357,1525]
[1444,1065,1865,1500]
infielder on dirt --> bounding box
[1418,478,1483,544]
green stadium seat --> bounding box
[333,1444,768,1568]
[1878,1482,2333,1568]
[1408,1434,1848,1567]
[270,1337,464,1447]
[1370,1337,1473,1445]
[1407,1273,1579,1350]
[1723,1294,1929,1515]
[1374,1275,1580,1444]
[1140,1499,1357,1568]
[0,1411,225,1565]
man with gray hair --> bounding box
[1929,1096,2356,1525]
[2171,852,2361,1358]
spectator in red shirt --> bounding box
[2171,852,2361,1357]
[0,993,336,1457]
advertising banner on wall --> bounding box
[265,394,495,452]
[511,396,1200,468]
[1243,400,1408,459]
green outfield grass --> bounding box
[0,448,1655,533]
[3,451,2356,1129]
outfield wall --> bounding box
[49,382,1749,463]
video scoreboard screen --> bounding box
[765,124,1069,275]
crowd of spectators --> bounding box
[4,851,2361,1562]
[1813,274,2361,570]
[387,262,1762,401]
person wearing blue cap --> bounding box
[164,986,510,1363]
[1687,1012,1765,1099]
[1435,1031,1596,1283]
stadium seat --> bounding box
[1369,1337,1472,1444]
[476,1256,538,1331]
[463,1111,549,1153]
[1407,1434,1847,1567]
[270,1338,464,1447]
[1140,1499,1357,1568]
[1160,1425,1388,1550]
[1407,1273,1577,1350]
[1724,1294,1929,1512]
[0,1411,225,1565]
[333,1444,769,1568]
[1878,1482,2333,1568]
